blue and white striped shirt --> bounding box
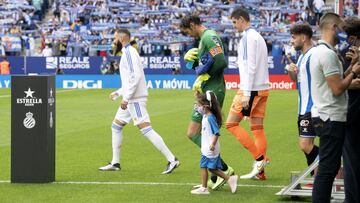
[297,47,315,115]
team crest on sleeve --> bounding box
[209,36,223,57]
[211,36,221,47]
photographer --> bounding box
[342,16,360,203]
[309,13,360,203]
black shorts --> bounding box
[298,112,316,138]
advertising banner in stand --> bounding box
[4,56,287,75]
[1,74,296,90]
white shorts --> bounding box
[114,101,150,126]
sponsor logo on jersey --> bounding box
[209,46,223,57]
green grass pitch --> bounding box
[0,88,312,202]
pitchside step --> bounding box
[276,157,345,201]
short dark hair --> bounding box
[290,23,313,38]
[115,28,131,38]
[180,15,201,29]
[343,17,360,38]
[319,12,343,30]
[230,7,250,22]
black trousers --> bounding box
[344,123,360,203]
[312,118,345,203]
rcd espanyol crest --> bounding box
[23,112,36,129]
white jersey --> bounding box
[119,44,148,103]
[296,47,315,115]
[237,28,270,96]
[201,114,220,158]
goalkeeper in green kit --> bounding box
[180,15,234,190]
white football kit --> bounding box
[115,44,150,125]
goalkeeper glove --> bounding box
[184,48,199,62]
[193,73,211,93]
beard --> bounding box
[294,45,303,51]
[334,35,340,45]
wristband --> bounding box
[351,71,358,79]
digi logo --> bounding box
[63,80,103,89]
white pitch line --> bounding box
[0,180,284,188]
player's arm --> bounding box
[195,52,214,75]
[243,35,258,96]
[203,35,227,76]
[324,54,360,96]
[122,50,142,102]
[208,115,220,151]
[210,135,219,151]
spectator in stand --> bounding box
[301,7,310,21]
[42,44,53,56]
[0,57,10,75]
[313,0,325,23]
[33,47,43,56]
[99,39,108,57]
[52,40,61,56]
[0,39,5,56]
[307,10,318,25]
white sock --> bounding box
[111,122,123,165]
[140,126,175,162]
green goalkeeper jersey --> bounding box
[198,29,227,106]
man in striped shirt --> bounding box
[287,23,318,183]
[227,7,270,180]
[99,29,180,174]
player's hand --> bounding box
[349,78,360,89]
[241,96,250,109]
[193,90,200,97]
[192,73,211,93]
[288,63,298,73]
[109,91,119,101]
[352,63,360,75]
[121,100,128,110]
[184,48,199,62]
[209,144,215,151]
[345,46,359,65]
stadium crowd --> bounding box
[0,0,53,56]
[0,0,358,58]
